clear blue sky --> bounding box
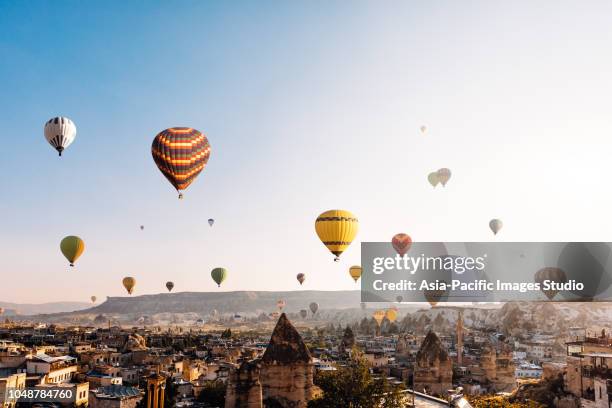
[2,1,612,303]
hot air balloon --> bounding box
[489,219,503,235]
[309,302,319,315]
[349,266,362,283]
[315,210,359,261]
[300,309,308,319]
[372,310,385,326]
[437,168,451,186]
[166,281,174,292]
[535,267,567,300]
[396,295,403,303]
[208,219,214,227]
[420,125,427,134]
[296,273,305,285]
[140,225,144,231]
[151,127,211,199]
[427,172,440,187]
[122,277,136,295]
[60,236,85,267]
[90,296,97,304]
[385,308,398,323]
[392,233,412,256]
[276,300,286,311]
[44,117,76,156]
[211,268,227,287]
[425,289,446,307]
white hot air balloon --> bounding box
[489,218,503,235]
[44,117,77,156]
[208,219,214,227]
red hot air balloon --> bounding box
[151,127,211,199]
[392,233,412,256]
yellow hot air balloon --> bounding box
[122,277,136,295]
[315,210,358,261]
[372,310,385,326]
[349,265,362,283]
[60,236,85,267]
[385,308,398,323]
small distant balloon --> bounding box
[437,168,451,186]
[309,302,319,314]
[276,299,286,311]
[44,116,76,156]
[208,219,214,227]
[60,236,85,267]
[211,268,227,287]
[373,310,385,326]
[396,295,403,303]
[427,172,440,187]
[535,267,567,300]
[300,309,308,319]
[489,219,503,235]
[122,277,136,295]
[420,125,427,134]
[392,233,412,256]
[349,265,362,283]
[385,308,398,323]
[296,273,305,285]
[166,281,174,292]
[140,225,144,231]
[90,296,97,304]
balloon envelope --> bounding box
[276,300,286,310]
[535,267,567,300]
[315,210,359,261]
[296,273,305,285]
[44,117,76,156]
[122,277,136,295]
[392,233,412,256]
[309,302,319,314]
[166,281,174,292]
[211,268,227,287]
[60,236,85,267]
[385,309,398,322]
[208,219,214,227]
[489,219,503,235]
[90,296,96,303]
[151,127,211,198]
[420,125,427,133]
[373,310,385,326]
[427,172,440,187]
[437,168,451,186]
[349,266,362,282]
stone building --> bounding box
[414,331,452,397]
[477,343,515,392]
[225,313,319,408]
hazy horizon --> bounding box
[3,1,612,303]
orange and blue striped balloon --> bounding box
[151,127,211,198]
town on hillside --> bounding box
[0,302,610,408]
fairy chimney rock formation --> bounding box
[414,331,452,396]
[225,313,318,408]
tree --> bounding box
[221,328,232,339]
[197,380,226,407]
[308,356,404,408]
[468,396,545,408]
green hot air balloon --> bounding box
[60,236,85,267]
[211,267,227,287]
